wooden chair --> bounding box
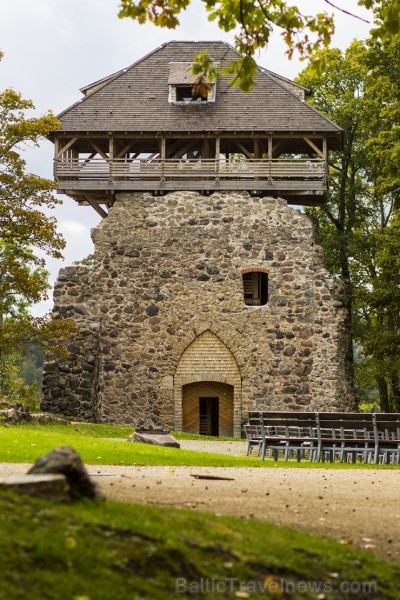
[374,413,400,464]
[258,412,318,462]
[243,424,263,456]
[316,413,377,463]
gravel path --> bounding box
[178,439,248,456]
[1,440,399,563]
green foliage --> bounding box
[296,35,400,411]
[17,343,44,386]
[363,0,400,40]
[1,490,398,600]
[72,253,95,267]
[0,54,77,400]
[118,0,399,90]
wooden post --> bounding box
[322,135,327,159]
[254,138,260,181]
[268,136,272,182]
[202,138,210,159]
[160,137,166,184]
[253,138,260,158]
[54,138,59,179]
[215,136,220,184]
[323,136,328,182]
[109,136,115,180]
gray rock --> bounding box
[28,445,105,500]
[30,413,70,425]
[0,474,70,502]
[128,431,180,448]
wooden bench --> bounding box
[316,412,377,463]
[245,411,400,464]
[248,411,318,462]
[375,413,400,464]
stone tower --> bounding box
[42,42,354,435]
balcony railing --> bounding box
[55,157,326,182]
[54,157,327,203]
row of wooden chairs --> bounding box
[244,411,400,464]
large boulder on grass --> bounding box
[128,429,180,448]
[28,445,105,500]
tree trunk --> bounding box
[390,375,400,412]
[0,310,4,396]
[376,376,390,412]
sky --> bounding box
[0,0,372,314]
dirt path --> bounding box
[1,453,399,563]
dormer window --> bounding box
[168,62,216,104]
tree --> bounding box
[118,0,400,90]
[296,36,400,410]
[355,214,400,411]
[364,31,400,201]
[0,52,75,399]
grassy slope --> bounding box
[0,422,259,467]
[1,490,399,600]
[1,423,400,599]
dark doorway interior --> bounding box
[199,397,219,436]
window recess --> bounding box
[242,272,268,306]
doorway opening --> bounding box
[181,380,234,437]
[199,397,219,436]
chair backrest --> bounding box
[316,412,376,442]
[244,424,262,439]
[374,413,400,440]
[258,412,317,439]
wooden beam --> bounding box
[83,152,96,165]
[235,142,252,159]
[170,139,199,159]
[88,141,109,161]
[57,137,78,157]
[304,137,324,158]
[116,141,135,158]
[84,195,108,218]
[144,152,160,162]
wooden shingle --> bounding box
[56,41,342,147]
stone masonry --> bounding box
[42,191,355,436]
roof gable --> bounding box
[57,41,342,138]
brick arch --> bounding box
[174,330,242,437]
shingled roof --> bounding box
[57,41,342,141]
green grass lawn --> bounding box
[0,422,259,467]
[0,422,398,469]
[0,490,399,600]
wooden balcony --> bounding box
[55,157,328,209]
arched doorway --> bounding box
[182,381,234,437]
[174,330,241,437]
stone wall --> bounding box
[42,191,355,433]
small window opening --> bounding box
[242,272,268,306]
